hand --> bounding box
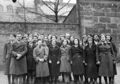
[97,61,100,65]
[83,61,85,64]
[17,54,22,57]
[84,63,87,66]
[57,61,60,64]
[39,58,44,62]
[16,54,22,60]
[70,61,72,64]
[49,60,52,63]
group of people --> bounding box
[3,32,117,84]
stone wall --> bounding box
[78,0,120,43]
[0,22,79,37]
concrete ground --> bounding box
[0,64,120,84]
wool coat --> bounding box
[26,43,36,75]
[60,45,71,73]
[33,45,49,77]
[10,41,27,75]
[70,46,84,75]
[84,45,98,78]
[3,42,12,75]
[97,43,114,77]
[48,45,61,77]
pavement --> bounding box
[0,64,120,84]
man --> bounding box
[9,33,27,84]
[3,34,15,84]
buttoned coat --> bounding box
[70,46,84,75]
[97,43,114,77]
[84,45,98,78]
[48,45,61,76]
[33,45,49,77]
[60,45,71,73]
[10,41,27,75]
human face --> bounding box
[44,37,48,41]
[106,35,111,41]
[70,36,74,41]
[24,34,28,39]
[41,35,44,40]
[37,40,42,45]
[94,35,99,40]
[63,40,67,46]
[66,33,70,39]
[52,36,56,41]
[88,38,93,44]
[33,36,37,41]
[74,39,79,45]
[83,35,87,42]
[79,40,82,46]
[52,36,56,40]
[16,34,22,41]
[52,40,56,46]
[101,34,106,41]
[48,35,52,40]
[9,34,15,41]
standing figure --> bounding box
[70,39,84,84]
[84,37,98,84]
[106,34,117,84]
[10,33,27,84]
[33,40,49,84]
[94,34,102,84]
[60,40,71,83]
[97,34,115,84]
[26,41,36,84]
[48,40,61,84]
[3,34,15,84]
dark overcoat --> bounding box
[10,41,27,75]
[84,45,98,78]
[48,45,61,77]
[26,43,36,75]
[70,46,84,75]
[111,42,117,75]
[97,43,114,77]
[3,42,12,75]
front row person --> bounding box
[60,40,71,83]
[70,38,84,84]
[33,40,49,84]
[48,40,61,84]
[96,34,116,84]
[10,33,27,84]
[3,34,15,84]
[84,37,98,84]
